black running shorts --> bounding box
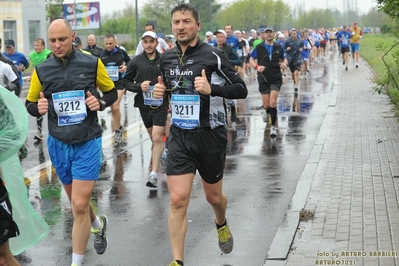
[139,107,168,128]
[0,186,20,245]
[259,82,282,95]
[341,47,350,54]
[166,125,227,184]
[289,62,301,73]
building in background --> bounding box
[0,0,47,56]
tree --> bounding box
[295,8,338,29]
[141,0,180,35]
[360,7,393,27]
[46,0,64,21]
[140,0,221,35]
[216,0,290,31]
[375,0,399,22]
[100,3,136,35]
[190,0,222,32]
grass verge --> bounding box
[360,33,399,110]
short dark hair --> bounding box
[104,34,115,39]
[34,38,45,47]
[145,23,155,30]
[170,3,199,23]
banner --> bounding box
[63,2,100,30]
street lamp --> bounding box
[135,0,139,46]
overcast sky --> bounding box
[64,0,376,18]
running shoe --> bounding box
[262,112,269,123]
[18,144,29,160]
[217,222,234,254]
[169,261,181,266]
[34,131,43,141]
[160,149,168,173]
[356,64,358,68]
[230,110,236,123]
[342,59,345,65]
[101,118,107,130]
[345,66,348,71]
[92,215,108,255]
[114,126,123,144]
[146,174,157,188]
[294,86,298,92]
[270,127,277,138]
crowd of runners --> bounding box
[0,3,363,265]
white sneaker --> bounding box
[270,127,277,138]
[146,174,157,188]
[263,112,269,123]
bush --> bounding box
[380,24,391,33]
[120,41,136,53]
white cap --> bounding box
[234,30,241,34]
[213,29,227,37]
[278,33,285,38]
[142,31,157,39]
[205,31,213,36]
[251,29,256,33]
[277,31,282,35]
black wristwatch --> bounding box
[98,99,106,111]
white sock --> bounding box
[91,216,102,231]
[150,171,158,178]
[72,253,84,266]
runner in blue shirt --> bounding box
[224,24,239,49]
[336,25,351,71]
[2,39,29,94]
[204,31,217,46]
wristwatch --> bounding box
[98,99,106,111]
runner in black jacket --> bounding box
[122,31,169,188]
[152,3,247,266]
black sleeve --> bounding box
[25,100,41,117]
[100,88,118,108]
[122,57,142,93]
[6,79,20,92]
[209,49,248,99]
[122,50,131,64]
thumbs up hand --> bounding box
[153,76,166,99]
[85,91,100,111]
[194,69,211,95]
[37,92,49,115]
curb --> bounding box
[263,57,339,266]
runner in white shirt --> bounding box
[135,23,169,55]
[0,61,18,91]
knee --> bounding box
[71,198,90,216]
[111,103,120,112]
[169,192,190,211]
[152,133,163,144]
[205,193,225,207]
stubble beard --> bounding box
[177,34,197,47]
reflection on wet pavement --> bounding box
[17,53,335,265]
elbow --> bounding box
[237,83,248,99]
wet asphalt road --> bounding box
[16,54,334,266]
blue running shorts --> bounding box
[48,135,102,185]
[351,43,360,52]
